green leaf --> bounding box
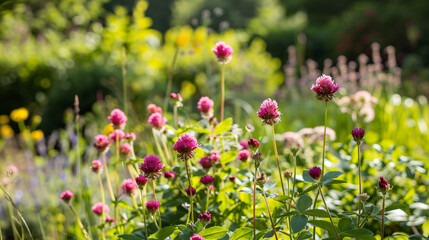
[308,220,335,235]
[302,171,316,183]
[149,226,178,240]
[300,185,317,196]
[338,217,353,232]
[297,231,313,240]
[325,180,347,185]
[220,149,238,165]
[297,195,313,213]
[409,234,429,240]
[199,226,228,239]
[321,171,344,185]
[213,118,233,134]
[383,203,409,213]
[341,228,374,237]
[274,195,292,202]
[192,128,212,134]
[230,227,253,240]
[264,181,276,191]
[303,209,329,218]
[291,215,308,233]
[255,231,266,240]
[118,234,144,240]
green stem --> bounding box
[262,189,279,240]
[152,129,166,162]
[381,194,386,240]
[205,187,210,212]
[313,101,328,240]
[98,174,106,240]
[121,47,128,115]
[287,178,293,240]
[152,214,160,230]
[220,63,225,121]
[161,134,173,167]
[69,205,92,240]
[151,179,162,228]
[139,189,148,239]
[271,125,286,196]
[317,184,340,240]
[185,160,194,223]
[102,154,115,200]
[253,164,258,239]
[292,155,297,198]
[174,105,178,128]
[164,47,179,111]
[357,143,362,226]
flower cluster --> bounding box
[148,113,167,129]
[173,133,199,161]
[140,154,164,179]
[257,99,281,125]
[311,74,340,102]
[107,109,128,129]
[212,41,233,64]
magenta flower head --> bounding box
[140,154,164,179]
[170,93,183,107]
[229,176,236,182]
[309,166,322,181]
[107,109,127,129]
[148,113,167,129]
[237,149,251,162]
[125,132,136,141]
[92,202,109,216]
[106,216,116,223]
[199,156,213,170]
[311,74,340,102]
[173,133,200,161]
[94,134,111,153]
[145,200,160,214]
[164,171,177,180]
[239,140,249,149]
[377,176,391,194]
[199,211,211,224]
[90,160,103,174]
[200,175,214,186]
[186,186,197,196]
[120,143,132,157]
[135,174,148,188]
[121,179,138,196]
[351,128,365,144]
[147,104,163,114]
[210,150,220,163]
[60,190,73,203]
[191,234,205,240]
[197,97,214,117]
[257,98,281,125]
[109,129,125,142]
[212,41,233,64]
[248,138,260,152]
[284,170,292,179]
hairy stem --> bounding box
[381,194,386,240]
[253,164,258,239]
[357,143,362,226]
[317,184,340,240]
[98,174,106,240]
[185,160,194,223]
[271,125,286,196]
[262,189,279,240]
[139,189,148,239]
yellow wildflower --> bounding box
[0,125,14,138]
[32,115,42,126]
[103,124,114,136]
[31,130,44,141]
[10,108,29,122]
[176,27,192,47]
[0,115,9,124]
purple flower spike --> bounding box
[145,200,160,214]
[257,99,281,125]
[309,166,322,181]
[140,154,164,179]
[212,41,233,64]
[351,128,365,144]
[200,175,214,186]
[377,176,391,193]
[311,74,340,102]
[173,133,199,161]
[199,211,211,224]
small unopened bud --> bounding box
[290,147,299,156]
[252,153,264,164]
[248,138,260,152]
[256,172,267,187]
[284,170,292,179]
[357,193,370,202]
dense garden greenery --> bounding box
[0,0,429,239]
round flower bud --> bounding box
[107,109,127,129]
[284,170,293,179]
[309,166,322,181]
[92,202,109,216]
[145,200,160,214]
[311,74,339,102]
[257,99,281,125]
[351,128,365,144]
[90,160,103,174]
[198,211,211,224]
[60,190,73,203]
[135,174,148,188]
[200,176,214,186]
[173,133,199,161]
[186,186,197,196]
[248,138,260,152]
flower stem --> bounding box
[262,189,279,240]
[121,47,128,115]
[152,129,167,163]
[381,194,386,240]
[313,101,328,240]
[220,63,225,121]
[253,164,258,239]
[357,143,362,226]
[151,179,162,228]
[97,174,106,240]
[102,154,115,200]
[185,160,194,223]
[287,178,293,240]
[139,189,148,239]
[317,184,340,240]
[152,214,160,230]
[161,134,173,167]
[164,47,179,112]
[205,186,210,212]
[271,125,286,197]
[292,154,297,198]
[69,204,92,240]
[173,105,178,128]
